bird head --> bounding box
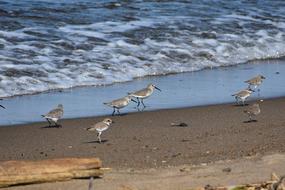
[148,84,161,92]
[246,87,255,93]
[103,118,113,125]
[126,95,137,103]
[259,75,266,79]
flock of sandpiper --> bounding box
[0,74,265,143]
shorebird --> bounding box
[0,99,5,109]
[128,84,161,107]
[243,103,261,122]
[41,104,64,127]
[103,95,137,116]
[245,74,266,91]
[86,118,113,143]
[232,88,254,106]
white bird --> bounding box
[128,84,161,107]
[86,118,113,143]
[104,95,137,116]
[245,74,266,91]
[232,88,254,106]
[41,104,64,127]
[243,103,261,122]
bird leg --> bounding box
[116,108,121,115]
[141,99,146,108]
[46,118,52,127]
[0,105,5,109]
[97,132,102,143]
[136,98,140,107]
[112,108,116,116]
[55,122,62,128]
[249,115,252,122]
[235,97,239,105]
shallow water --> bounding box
[0,0,285,97]
[0,59,284,126]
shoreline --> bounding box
[1,96,285,170]
[0,59,285,126]
[1,95,284,128]
[1,57,284,100]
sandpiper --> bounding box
[243,103,261,122]
[86,118,113,143]
[128,83,161,107]
[0,99,5,109]
[232,88,254,106]
[41,104,64,127]
[245,74,266,90]
[104,95,137,116]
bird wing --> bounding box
[95,122,109,131]
[130,88,150,97]
[245,77,260,84]
[104,97,128,108]
[45,108,63,118]
[236,90,249,97]
[87,122,108,132]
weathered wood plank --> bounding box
[0,158,103,188]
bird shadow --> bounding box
[243,120,257,123]
[112,113,128,117]
[83,140,108,144]
[133,106,146,112]
[233,104,249,107]
[40,125,62,129]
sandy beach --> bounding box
[0,97,285,189]
[1,96,285,168]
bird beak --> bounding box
[0,105,5,109]
[155,86,161,91]
[131,99,137,103]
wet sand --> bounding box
[1,59,284,126]
[0,97,285,169]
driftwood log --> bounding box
[0,157,103,188]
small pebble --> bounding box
[179,167,191,172]
[222,167,231,173]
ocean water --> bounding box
[0,0,285,98]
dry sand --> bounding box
[0,97,285,189]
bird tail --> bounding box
[85,127,96,131]
[41,115,46,117]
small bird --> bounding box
[232,88,254,106]
[243,103,261,122]
[0,99,5,109]
[86,118,113,143]
[245,74,266,90]
[104,95,137,116]
[128,84,161,108]
[41,104,64,127]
